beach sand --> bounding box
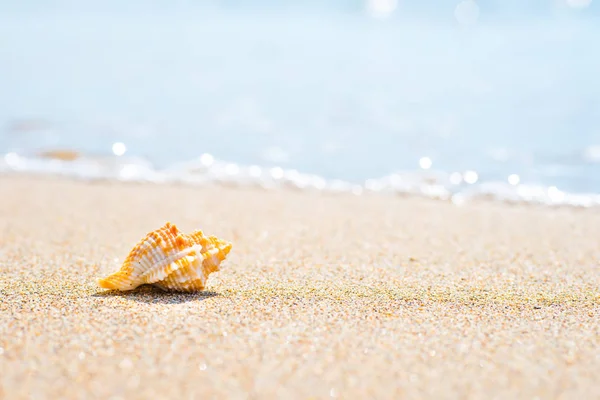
[1,174,599,399]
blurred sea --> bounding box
[1,1,600,206]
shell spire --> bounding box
[97,222,232,292]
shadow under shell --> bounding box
[92,284,220,304]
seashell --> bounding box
[97,222,232,292]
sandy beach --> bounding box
[0,174,599,399]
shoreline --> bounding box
[1,174,599,399]
[1,169,600,212]
[3,145,600,209]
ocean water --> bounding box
[1,1,600,206]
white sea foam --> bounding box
[2,151,599,208]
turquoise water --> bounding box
[1,2,600,205]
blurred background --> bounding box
[1,0,599,203]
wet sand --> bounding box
[1,174,599,399]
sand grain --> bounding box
[1,175,599,399]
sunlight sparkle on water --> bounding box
[270,167,284,180]
[200,153,214,167]
[463,170,478,184]
[419,157,432,170]
[112,142,127,156]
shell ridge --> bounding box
[130,225,182,279]
[138,243,204,284]
[121,226,167,270]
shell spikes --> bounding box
[97,222,232,292]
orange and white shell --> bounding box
[97,222,232,292]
